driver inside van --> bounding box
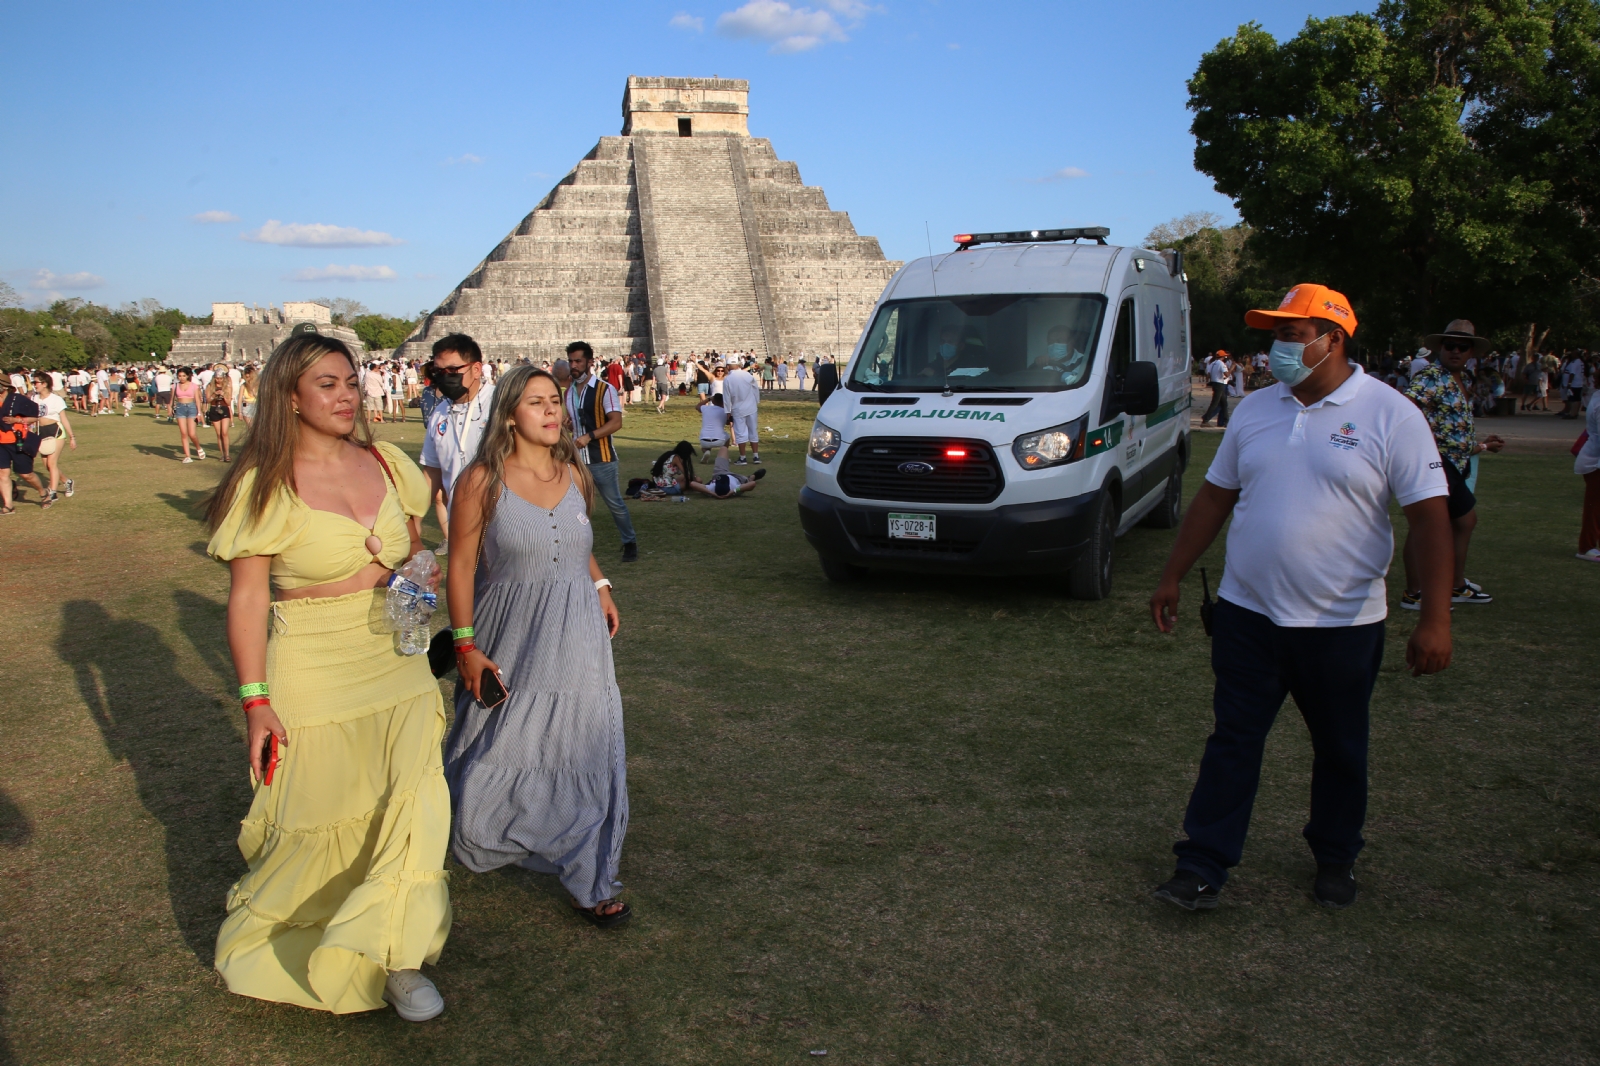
[1035,324,1091,382]
[919,327,986,377]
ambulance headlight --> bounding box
[1012,415,1088,470]
[808,420,842,463]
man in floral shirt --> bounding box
[1401,319,1505,609]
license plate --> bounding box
[887,512,936,540]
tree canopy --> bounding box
[0,299,205,369]
[349,314,419,353]
[1188,0,1600,351]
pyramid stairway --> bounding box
[398,83,900,365]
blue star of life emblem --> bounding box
[1153,306,1165,359]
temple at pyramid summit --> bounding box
[396,77,902,364]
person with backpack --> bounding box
[0,376,49,513]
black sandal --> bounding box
[572,898,632,929]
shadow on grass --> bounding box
[155,489,211,521]
[173,589,234,687]
[57,600,249,967]
[0,789,26,1065]
[132,443,183,461]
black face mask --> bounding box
[433,368,470,402]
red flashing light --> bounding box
[945,448,967,459]
[953,234,972,244]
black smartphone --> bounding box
[478,668,510,709]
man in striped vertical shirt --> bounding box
[565,341,639,562]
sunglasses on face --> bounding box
[1441,341,1474,353]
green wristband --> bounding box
[239,682,270,699]
[452,626,475,640]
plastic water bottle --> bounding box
[385,550,440,655]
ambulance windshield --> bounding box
[847,294,1106,392]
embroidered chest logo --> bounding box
[1329,421,1360,450]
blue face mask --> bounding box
[1268,335,1332,387]
[938,343,957,360]
[1046,342,1069,361]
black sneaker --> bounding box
[1153,870,1219,911]
[621,542,638,563]
[752,468,767,481]
[1313,863,1358,909]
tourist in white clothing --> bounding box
[421,334,497,556]
[1149,283,1454,912]
[721,362,761,464]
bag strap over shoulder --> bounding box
[368,444,398,489]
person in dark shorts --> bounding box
[0,378,48,513]
[1400,320,1504,610]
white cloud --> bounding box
[243,220,404,248]
[29,269,105,291]
[716,0,869,53]
[670,12,704,30]
[1034,166,1090,182]
[287,265,399,282]
[192,210,239,223]
[443,153,484,166]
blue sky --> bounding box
[2,0,1356,317]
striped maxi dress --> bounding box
[442,479,628,907]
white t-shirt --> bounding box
[1408,355,1432,379]
[699,403,731,441]
[37,393,67,421]
[155,372,172,392]
[1207,358,1231,384]
[421,383,496,494]
[723,367,759,415]
[1205,365,1447,627]
[49,371,65,392]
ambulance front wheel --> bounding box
[1066,491,1116,600]
[819,553,867,584]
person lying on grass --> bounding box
[690,448,765,498]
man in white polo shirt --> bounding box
[421,334,495,555]
[1148,283,1454,912]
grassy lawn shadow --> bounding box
[56,600,248,965]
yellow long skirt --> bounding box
[213,588,452,1014]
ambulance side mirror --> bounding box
[1118,361,1160,416]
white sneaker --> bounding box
[1577,548,1600,562]
[181,456,193,464]
[383,969,444,1022]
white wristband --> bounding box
[594,578,612,591]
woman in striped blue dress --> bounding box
[442,365,631,927]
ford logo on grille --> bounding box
[898,461,935,476]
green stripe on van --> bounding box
[1143,393,1190,428]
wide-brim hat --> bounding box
[1423,319,1491,353]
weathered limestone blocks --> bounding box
[396,77,900,364]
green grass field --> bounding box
[1,398,1596,1065]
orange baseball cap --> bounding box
[1245,284,1358,334]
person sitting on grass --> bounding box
[689,448,766,498]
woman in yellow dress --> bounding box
[204,328,451,1020]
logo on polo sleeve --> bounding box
[1330,421,1360,450]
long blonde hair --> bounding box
[205,334,371,529]
[464,364,592,531]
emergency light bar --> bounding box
[952,227,1110,250]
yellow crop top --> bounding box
[207,441,431,589]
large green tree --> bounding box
[1189,0,1600,351]
[350,314,419,352]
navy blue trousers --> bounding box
[1173,598,1385,887]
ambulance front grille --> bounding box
[837,437,1004,504]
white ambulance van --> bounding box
[800,228,1192,599]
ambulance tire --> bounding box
[1142,468,1183,529]
[818,553,866,584]
[1067,490,1116,600]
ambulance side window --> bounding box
[1102,297,1136,420]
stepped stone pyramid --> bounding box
[396,77,901,364]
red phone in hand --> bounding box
[261,734,280,786]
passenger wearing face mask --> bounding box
[1037,325,1090,383]
[420,334,497,555]
[920,327,976,378]
[1147,283,1454,914]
